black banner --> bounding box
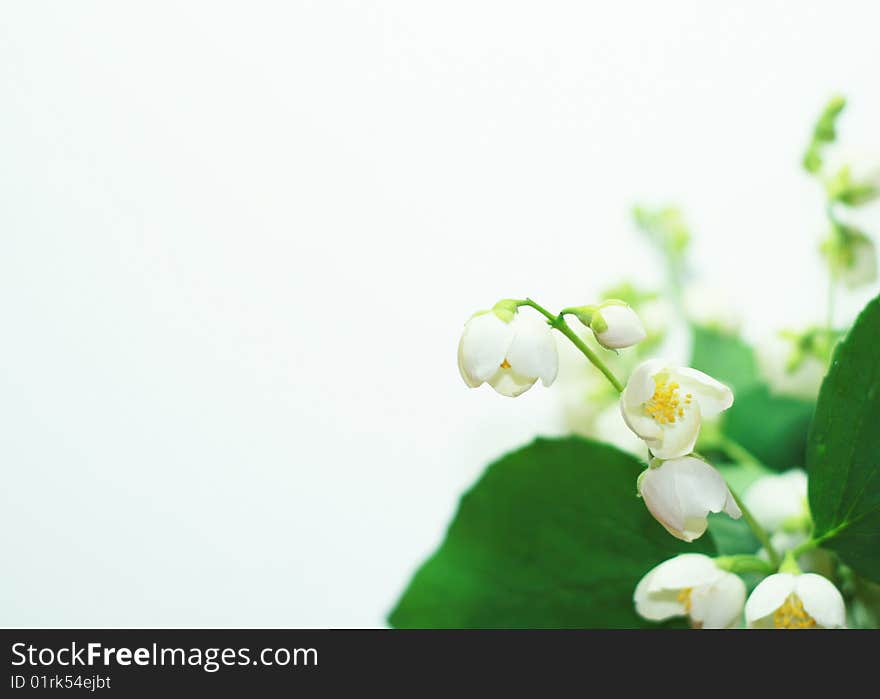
[0,629,854,694]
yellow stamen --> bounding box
[645,376,686,425]
[500,358,512,369]
[677,587,693,613]
[773,594,817,629]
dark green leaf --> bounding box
[690,325,759,394]
[808,295,880,582]
[723,387,814,472]
[388,437,715,628]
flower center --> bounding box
[773,594,817,629]
[645,376,692,425]
[677,587,693,613]
[500,359,512,369]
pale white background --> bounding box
[2,1,879,627]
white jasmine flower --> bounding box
[620,359,734,459]
[634,554,746,629]
[637,455,741,542]
[745,573,846,629]
[743,470,809,533]
[591,303,647,350]
[458,310,558,397]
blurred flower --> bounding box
[620,359,734,459]
[590,302,647,350]
[756,333,827,400]
[458,310,558,397]
[634,553,745,629]
[824,146,880,206]
[821,225,877,289]
[745,573,846,629]
[683,283,742,334]
[638,455,741,542]
[743,469,809,533]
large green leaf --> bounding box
[691,325,814,472]
[690,325,760,393]
[808,295,880,582]
[723,387,814,472]
[388,437,715,628]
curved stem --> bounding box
[789,530,833,560]
[517,298,625,394]
[727,486,782,569]
[718,435,764,471]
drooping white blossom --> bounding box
[745,573,846,629]
[634,554,746,629]
[637,455,742,542]
[620,359,734,459]
[458,310,558,397]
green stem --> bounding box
[715,435,782,567]
[714,554,774,576]
[726,486,782,569]
[789,530,834,560]
[518,298,625,394]
[718,435,763,471]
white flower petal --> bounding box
[594,304,647,349]
[457,336,482,387]
[620,359,667,442]
[459,312,515,383]
[486,367,537,397]
[722,488,742,520]
[638,466,686,538]
[745,573,797,626]
[690,572,746,629]
[639,457,739,542]
[673,367,734,416]
[505,314,559,386]
[675,456,740,516]
[619,399,663,443]
[622,358,667,408]
[649,400,701,460]
[643,554,722,592]
[795,574,846,629]
[634,574,687,621]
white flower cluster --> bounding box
[637,469,844,629]
[636,554,844,629]
[458,299,846,629]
